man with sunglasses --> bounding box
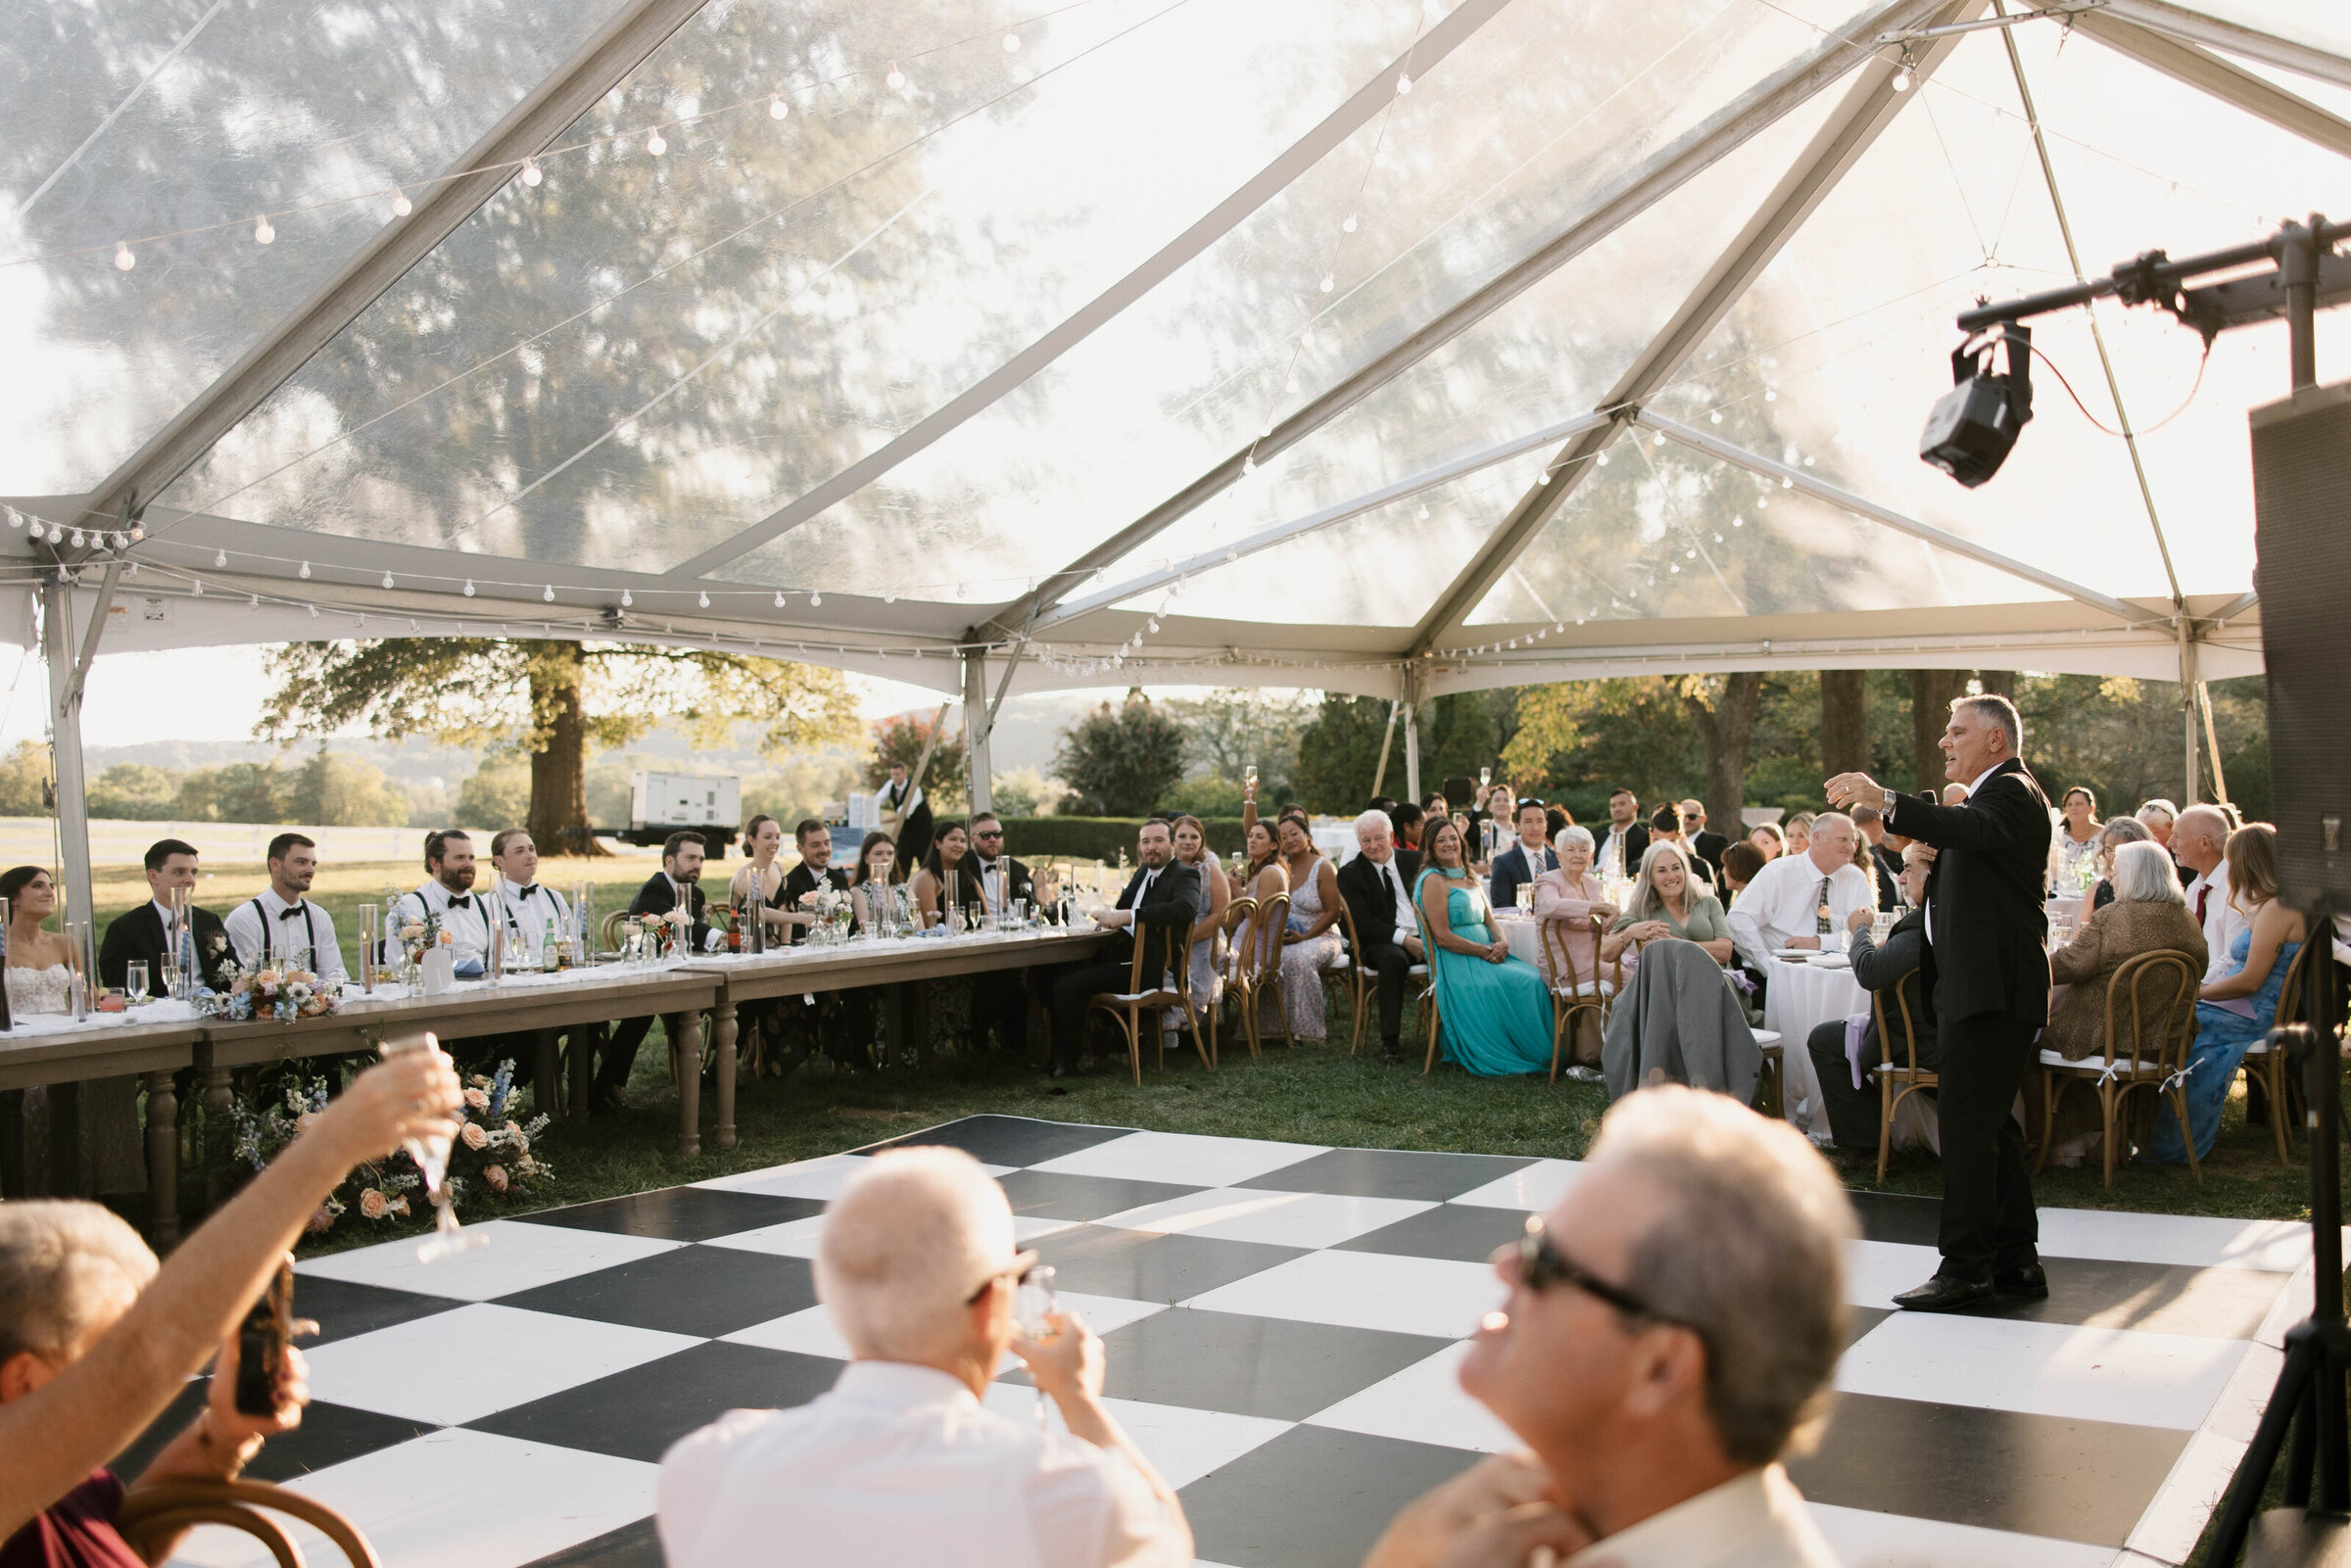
[1367,1086,1851,1568]
[967,812,1038,1054]
[1678,799,1732,886]
[659,1148,1189,1567]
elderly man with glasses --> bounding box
[660,1148,1189,1567]
[1366,1087,1852,1568]
[1372,1090,1843,1568]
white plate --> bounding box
[1773,948,1821,961]
[1806,953,1852,969]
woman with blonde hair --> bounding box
[1782,811,1815,857]
[1599,840,1734,981]
[2157,824,2304,1162]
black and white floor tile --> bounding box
[142,1116,2322,1568]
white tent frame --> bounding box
[5,0,2341,915]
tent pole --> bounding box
[908,700,952,807]
[963,652,992,816]
[2199,681,2231,807]
[1403,667,1423,804]
[40,576,94,938]
[2178,620,2201,804]
[1370,700,1400,799]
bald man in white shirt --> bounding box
[659,1150,1189,1568]
[1725,814,1874,974]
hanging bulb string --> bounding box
[7,0,1140,274]
[156,0,1195,538]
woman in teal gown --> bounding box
[1415,817,1557,1075]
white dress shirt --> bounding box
[2185,858,2250,984]
[393,879,491,965]
[1563,1464,1837,1568]
[1597,823,1637,877]
[1726,853,1875,973]
[657,1361,1186,1568]
[1369,853,1416,941]
[494,879,573,953]
[222,886,347,984]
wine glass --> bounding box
[124,961,149,1006]
[160,959,182,1001]
[1479,766,1492,790]
[380,1032,486,1263]
[1014,1264,1061,1428]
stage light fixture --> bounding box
[1919,321,2033,488]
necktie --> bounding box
[1815,877,1832,936]
[1381,864,1401,931]
[2195,883,2209,924]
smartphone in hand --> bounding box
[234,1261,295,1417]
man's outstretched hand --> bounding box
[1822,773,1883,813]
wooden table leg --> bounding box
[532,1028,558,1117]
[570,1023,595,1120]
[675,1012,702,1158]
[712,1001,738,1151]
[883,985,904,1070]
[143,1070,179,1249]
[202,1052,233,1206]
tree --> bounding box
[262,639,855,854]
[865,710,968,807]
[89,763,179,821]
[0,741,51,818]
[1680,674,1765,834]
[456,755,533,830]
[285,746,413,828]
[176,762,290,825]
[1160,689,1315,804]
[1819,671,1868,781]
[1054,692,1187,816]
[1908,670,1970,795]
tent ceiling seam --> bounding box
[2076,12,2351,160]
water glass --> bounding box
[124,961,148,1005]
[1514,886,1534,914]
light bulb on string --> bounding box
[1731,515,1745,528]
[68,529,82,548]
[1319,274,1334,293]
[773,590,786,607]
[1,508,17,529]
[697,591,710,608]
[1416,504,1429,519]
[1341,214,1358,234]
[249,594,260,610]
[463,579,476,596]
[1709,409,1722,423]
[253,215,274,245]
[114,242,136,271]
[620,590,633,607]
[48,525,63,543]
[1596,451,1608,466]
[1002,30,1021,50]
[646,129,667,156]
[308,603,319,618]
[885,61,906,89]
[883,592,894,604]
[128,524,142,542]
[192,579,203,596]
[769,94,790,119]
[391,191,411,216]
[542,585,555,602]
[1780,476,1793,489]
[381,571,396,589]
[521,159,543,187]
[297,560,312,579]
[1396,72,1413,94]
[1653,432,1665,447]
[213,549,227,567]
[809,592,822,606]
[1892,49,1914,91]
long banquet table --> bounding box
[0,925,1110,1243]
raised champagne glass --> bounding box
[380,1031,486,1262]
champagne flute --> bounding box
[380,1032,486,1262]
[1013,1264,1061,1429]
[125,961,149,1006]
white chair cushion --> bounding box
[1551,980,1614,998]
[2039,1048,2168,1074]
[1750,1029,1782,1048]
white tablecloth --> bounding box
[1490,912,1542,969]
[1763,953,1938,1152]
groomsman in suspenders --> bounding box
[223,833,349,985]
[489,829,572,960]
[389,831,492,972]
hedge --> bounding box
[991,816,1249,863]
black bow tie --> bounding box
[276,904,306,921]
[514,884,540,898]
[445,894,473,911]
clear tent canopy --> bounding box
[4,0,2346,732]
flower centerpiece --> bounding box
[639,909,689,958]
[808,886,852,944]
[199,961,340,1022]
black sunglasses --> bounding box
[974,829,1005,839]
[1681,812,1703,823]
[1515,1216,1684,1332]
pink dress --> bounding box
[1531,871,1616,991]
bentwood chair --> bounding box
[2036,949,2202,1188]
[1752,1030,1786,1119]
[1227,891,1292,1062]
[1339,899,1428,1056]
[2237,936,2313,1164]
[1086,924,1206,1085]
[117,1479,382,1568]
[1536,912,1612,1084]
[1869,971,1933,1181]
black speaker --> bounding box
[2251,379,2351,914]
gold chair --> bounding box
[1420,981,1446,1073]
[2238,937,2314,1164]
[1339,899,1429,1056]
[1869,972,1933,1181]
[2036,949,2202,1188]
[1753,1029,1785,1119]
[1085,921,1205,1085]
[600,907,631,953]
[1536,913,1611,1085]
[116,1478,383,1568]
[1226,890,1292,1062]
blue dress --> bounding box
[1415,868,1556,1076]
[2154,926,2301,1163]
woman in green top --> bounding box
[1601,841,1734,981]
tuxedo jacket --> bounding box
[778,863,850,944]
[1107,862,1200,982]
[629,871,715,950]
[1884,758,2053,1025]
[1688,830,1731,884]
[1868,842,1904,911]
[968,855,1034,911]
[100,903,235,992]
[1337,849,1422,951]
[1592,822,1650,877]
[1850,908,1940,1067]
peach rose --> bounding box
[463,1086,491,1111]
[484,1164,509,1194]
[307,1206,337,1235]
[460,1121,489,1150]
[359,1188,389,1220]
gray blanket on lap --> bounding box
[1602,938,1760,1106]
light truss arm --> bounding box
[666,0,1517,582]
[1634,411,2156,624]
[990,0,1957,640]
[1408,0,1988,656]
[1035,410,1614,632]
[2101,0,2351,93]
[2078,9,2351,159]
[80,0,716,536]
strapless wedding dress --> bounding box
[6,964,72,1015]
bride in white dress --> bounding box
[2,865,82,1014]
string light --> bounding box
[1319,273,1335,293]
[1892,46,1915,92]
[1341,214,1358,233]
[68,529,82,548]
[1,508,17,529]
[521,159,543,187]
[127,524,142,542]
[697,591,710,608]
[769,94,790,119]
[382,571,395,589]
[249,594,260,609]
[391,191,411,216]
[253,215,275,245]
[463,579,476,595]
[646,129,667,156]
[308,603,319,618]
[774,590,787,607]
[809,592,823,606]
[1002,30,1022,51]
[542,584,555,601]
[114,242,135,271]
[620,590,633,607]
[297,560,312,579]
[45,525,61,544]
[191,579,202,595]
[1396,72,1413,94]
[1709,410,1723,423]
[886,61,907,89]
[214,549,227,567]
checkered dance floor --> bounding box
[133,1117,2323,1568]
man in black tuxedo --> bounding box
[877,762,934,871]
[1048,821,1199,1075]
[596,832,725,1111]
[1592,789,1649,881]
[1804,845,1939,1153]
[1336,809,1423,1065]
[100,838,235,994]
[966,811,1039,1054]
[778,820,850,944]
[1829,692,2052,1311]
[1486,799,1558,913]
[1676,799,1732,885]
